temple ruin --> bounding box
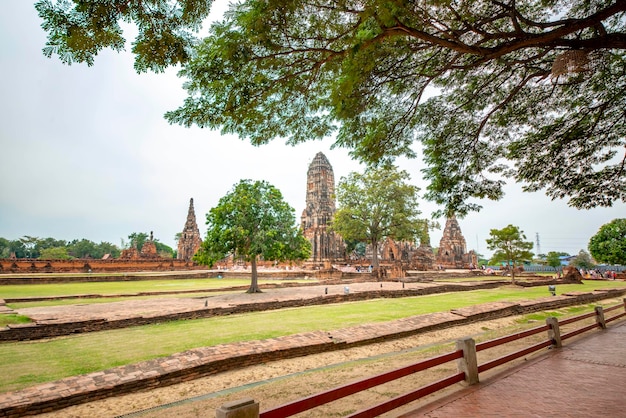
[436,216,476,268]
[301,152,345,263]
[380,238,435,271]
[120,231,160,260]
[177,198,203,261]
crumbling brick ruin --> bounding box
[380,238,435,270]
[436,216,477,269]
[120,231,160,260]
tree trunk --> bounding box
[247,257,262,293]
[511,260,516,283]
[371,241,379,270]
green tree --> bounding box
[34,0,212,72]
[195,179,311,293]
[486,225,534,281]
[332,166,422,271]
[39,247,72,260]
[589,219,626,265]
[154,242,175,259]
[546,251,569,271]
[570,249,596,269]
[343,239,365,259]
[127,232,150,251]
[127,232,172,257]
[95,241,121,259]
[34,237,68,255]
[36,1,626,214]
[20,236,39,258]
[0,237,10,258]
[67,239,99,259]
[7,240,26,258]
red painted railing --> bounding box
[251,300,626,418]
[260,350,463,418]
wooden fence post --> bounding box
[216,398,259,418]
[456,337,479,385]
[594,306,607,329]
[546,317,561,348]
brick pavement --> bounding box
[401,321,626,418]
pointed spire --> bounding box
[178,198,202,261]
[185,198,197,227]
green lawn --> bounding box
[0,314,31,327]
[7,292,242,309]
[1,280,625,393]
[0,278,315,299]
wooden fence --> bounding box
[217,299,626,418]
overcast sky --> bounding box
[1,1,624,258]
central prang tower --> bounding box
[301,152,345,262]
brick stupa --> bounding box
[436,216,472,268]
[177,198,202,261]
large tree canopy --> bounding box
[332,166,423,270]
[588,218,626,265]
[35,0,214,72]
[195,179,311,293]
[36,0,626,214]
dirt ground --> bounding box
[37,314,557,418]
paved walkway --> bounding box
[401,320,626,417]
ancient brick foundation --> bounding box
[2,281,622,342]
[0,290,624,417]
[0,258,201,274]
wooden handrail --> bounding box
[476,324,549,352]
[604,304,622,313]
[346,373,466,418]
[478,340,553,373]
[560,310,596,325]
[606,311,626,324]
[260,350,463,417]
[222,300,626,418]
[562,322,600,341]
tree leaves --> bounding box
[486,225,534,259]
[35,0,212,72]
[36,0,626,212]
[588,218,626,265]
[486,224,534,279]
[332,165,422,268]
[195,179,311,266]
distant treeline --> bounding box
[0,232,176,260]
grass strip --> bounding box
[0,278,315,299]
[0,314,31,327]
